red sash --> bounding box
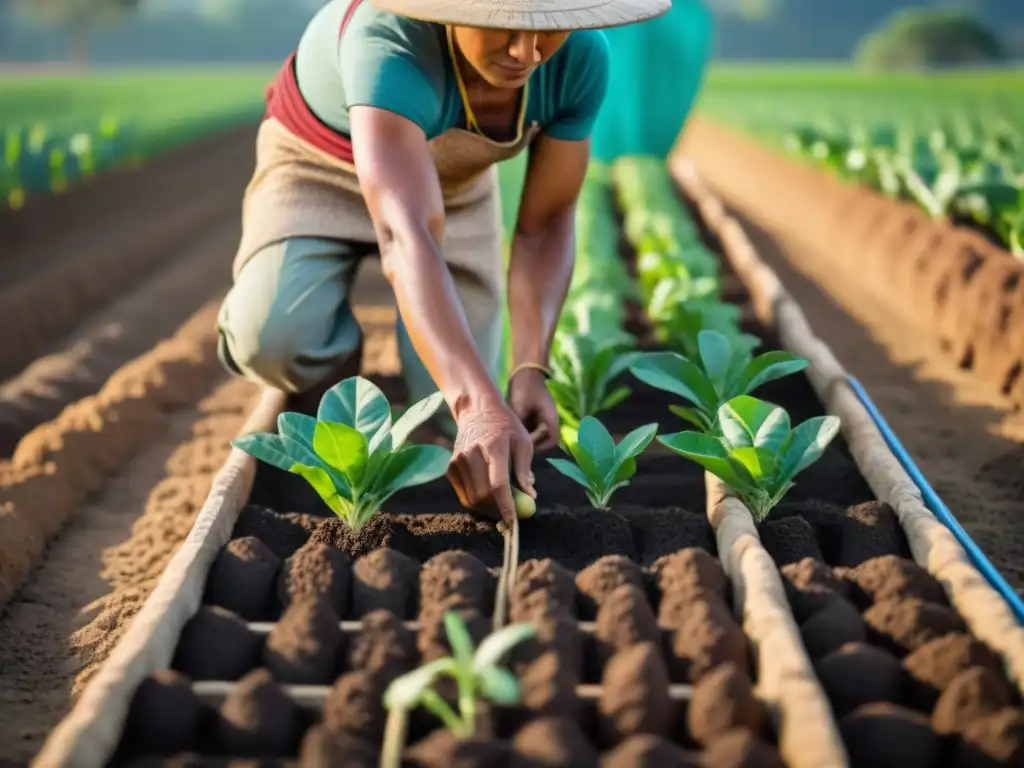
[264,0,365,163]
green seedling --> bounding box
[547,416,658,510]
[233,376,451,532]
[381,611,535,764]
[630,329,809,435]
[659,395,840,522]
[645,275,760,361]
[547,331,640,451]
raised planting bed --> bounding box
[674,155,1024,768]
[101,351,809,763]
[35,159,1024,768]
[678,116,1024,410]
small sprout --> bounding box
[547,416,658,511]
[233,376,451,532]
[630,329,809,435]
[383,612,535,738]
[659,395,840,522]
[513,487,537,519]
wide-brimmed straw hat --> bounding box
[368,0,672,31]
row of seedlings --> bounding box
[510,162,787,766]
[654,155,1024,767]
[108,164,792,767]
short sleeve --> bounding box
[339,10,445,136]
[543,30,611,142]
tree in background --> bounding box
[16,0,141,64]
[855,6,1006,70]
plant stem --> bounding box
[422,690,468,737]
[459,682,478,738]
[380,706,409,768]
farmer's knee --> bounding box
[217,239,360,392]
[218,293,317,391]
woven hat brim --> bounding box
[367,0,672,31]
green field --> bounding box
[695,66,1024,255]
[6,65,1023,253]
[697,66,1024,133]
[1,68,272,208]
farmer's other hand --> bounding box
[507,369,560,452]
[448,400,536,524]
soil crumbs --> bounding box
[728,209,1024,593]
[0,263,398,765]
[0,376,258,764]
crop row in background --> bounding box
[0,68,272,209]
[696,66,1024,256]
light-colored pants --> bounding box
[217,236,502,417]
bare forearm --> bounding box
[507,211,575,368]
[380,227,504,419]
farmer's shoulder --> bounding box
[343,0,447,87]
[534,30,609,140]
[549,29,610,86]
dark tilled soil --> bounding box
[114,190,900,765]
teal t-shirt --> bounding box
[294,0,609,142]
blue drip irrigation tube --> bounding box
[846,375,1024,626]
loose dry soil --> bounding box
[0,263,397,766]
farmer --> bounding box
[216,0,670,522]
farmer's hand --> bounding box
[448,400,537,524]
[507,368,560,452]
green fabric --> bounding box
[590,0,714,161]
[217,237,501,436]
[295,0,609,142]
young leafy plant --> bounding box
[547,331,640,450]
[547,415,658,510]
[232,376,451,532]
[659,395,840,522]
[646,275,760,362]
[383,612,535,746]
[629,329,809,435]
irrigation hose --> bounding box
[846,375,1024,624]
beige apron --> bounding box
[233,113,541,309]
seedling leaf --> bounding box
[577,416,617,480]
[740,351,809,394]
[277,412,318,452]
[614,423,659,466]
[313,421,368,486]
[317,376,391,447]
[384,657,456,710]
[719,395,791,453]
[697,330,733,395]
[658,430,758,493]
[778,415,842,487]
[290,464,340,506]
[476,667,521,705]
[669,404,712,431]
[548,457,594,492]
[474,623,537,670]
[372,444,451,496]
[389,391,445,449]
[444,611,475,665]
[630,351,717,411]
[600,386,631,411]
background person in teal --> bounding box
[591,0,713,161]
